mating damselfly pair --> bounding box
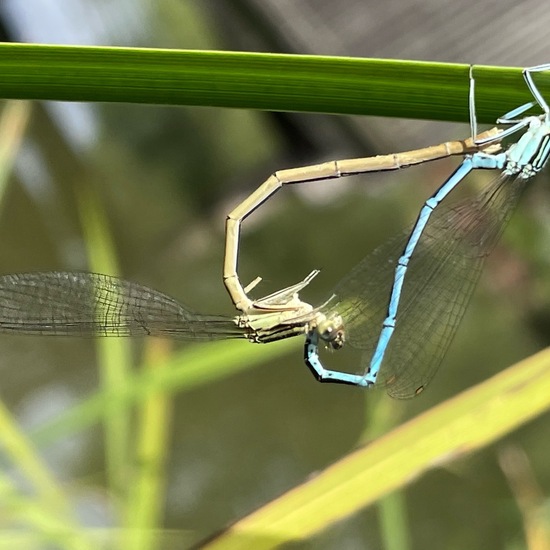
[2,63,549,398]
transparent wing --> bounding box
[0,272,244,340]
[331,173,529,398]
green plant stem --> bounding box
[0,43,545,124]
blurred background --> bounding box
[2,0,550,548]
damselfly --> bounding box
[0,126,502,370]
[303,63,550,397]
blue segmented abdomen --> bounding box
[329,172,529,398]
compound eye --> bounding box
[316,317,345,350]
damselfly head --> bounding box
[316,314,345,350]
